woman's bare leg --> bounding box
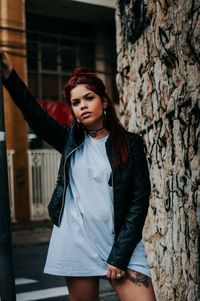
[109,269,157,301]
[65,276,99,301]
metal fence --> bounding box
[27,149,61,220]
[7,150,15,222]
[7,149,61,221]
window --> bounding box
[26,14,95,101]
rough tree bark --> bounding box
[115,1,200,300]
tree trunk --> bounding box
[115,1,200,300]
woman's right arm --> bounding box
[1,52,69,153]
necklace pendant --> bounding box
[90,131,97,138]
[86,126,105,137]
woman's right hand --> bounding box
[0,51,13,80]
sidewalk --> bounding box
[11,221,52,246]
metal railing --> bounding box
[27,149,61,220]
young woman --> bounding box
[1,51,157,301]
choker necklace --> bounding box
[86,127,105,138]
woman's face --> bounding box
[70,84,107,129]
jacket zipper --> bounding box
[58,138,85,226]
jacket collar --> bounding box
[63,121,85,158]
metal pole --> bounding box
[0,60,16,300]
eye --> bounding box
[86,95,94,101]
[72,100,80,106]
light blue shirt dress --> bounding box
[44,134,151,278]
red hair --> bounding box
[64,67,128,168]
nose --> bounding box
[80,99,88,110]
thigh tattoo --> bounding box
[125,270,151,288]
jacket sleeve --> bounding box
[3,69,69,153]
[107,135,151,270]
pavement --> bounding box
[11,221,52,246]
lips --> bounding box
[81,111,92,118]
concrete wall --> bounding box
[115,1,200,300]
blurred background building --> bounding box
[0,0,117,226]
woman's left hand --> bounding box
[107,264,125,280]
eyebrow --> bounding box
[71,92,93,102]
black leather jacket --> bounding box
[4,70,151,271]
